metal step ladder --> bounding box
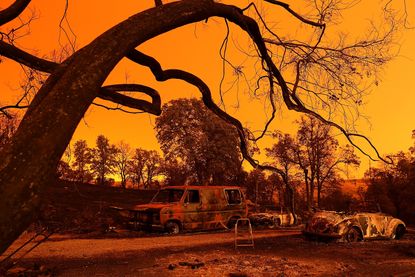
[234,218,254,248]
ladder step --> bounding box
[234,218,254,248]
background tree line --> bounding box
[58,136,163,189]
[2,99,414,225]
[363,131,415,224]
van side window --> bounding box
[225,189,241,205]
[186,190,200,204]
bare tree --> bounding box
[90,135,117,186]
[0,0,402,253]
[295,116,360,209]
[72,139,93,183]
[128,148,162,189]
[266,133,299,222]
[128,148,147,189]
[142,150,162,189]
[114,141,132,188]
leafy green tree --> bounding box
[155,98,242,186]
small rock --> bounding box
[168,264,177,270]
[229,273,249,277]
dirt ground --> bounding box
[2,227,415,276]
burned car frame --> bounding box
[302,210,406,242]
[249,212,296,229]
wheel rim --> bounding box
[394,225,405,240]
[167,222,180,234]
[346,228,360,242]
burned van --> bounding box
[113,186,247,234]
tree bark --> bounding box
[0,0,244,254]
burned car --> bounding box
[112,186,247,234]
[302,210,406,242]
[249,212,296,228]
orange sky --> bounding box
[1,0,414,178]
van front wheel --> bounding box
[165,221,181,234]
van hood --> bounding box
[130,203,176,212]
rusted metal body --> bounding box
[302,210,406,242]
[112,186,248,233]
[249,212,295,228]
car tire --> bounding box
[267,218,281,229]
[392,224,406,240]
[345,227,362,242]
[165,221,181,234]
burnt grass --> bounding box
[3,181,415,276]
[36,180,158,234]
[5,231,415,276]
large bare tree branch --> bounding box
[99,84,161,115]
[0,40,56,73]
[219,5,391,163]
[0,0,31,26]
[263,0,325,28]
[0,42,161,115]
[126,49,285,176]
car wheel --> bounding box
[267,218,281,229]
[345,227,362,242]
[392,225,406,240]
[165,221,181,234]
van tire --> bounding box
[165,221,181,234]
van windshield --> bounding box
[151,189,185,203]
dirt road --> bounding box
[3,228,415,276]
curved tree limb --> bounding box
[0,40,56,73]
[0,0,31,26]
[264,0,325,27]
[216,5,391,163]
[126,49,285,176]
[99,84,161,115]
[0,42,161,115]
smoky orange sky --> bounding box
[1,0,414,178]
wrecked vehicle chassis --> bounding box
[111,186,248,234]
[303,211,406,242]
[249,212,295,229]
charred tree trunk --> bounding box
[304,168,311,211]
[0,0,231,254]
[282,174,297,224]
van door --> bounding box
[224,189,246,223]
[182,189,203,230]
